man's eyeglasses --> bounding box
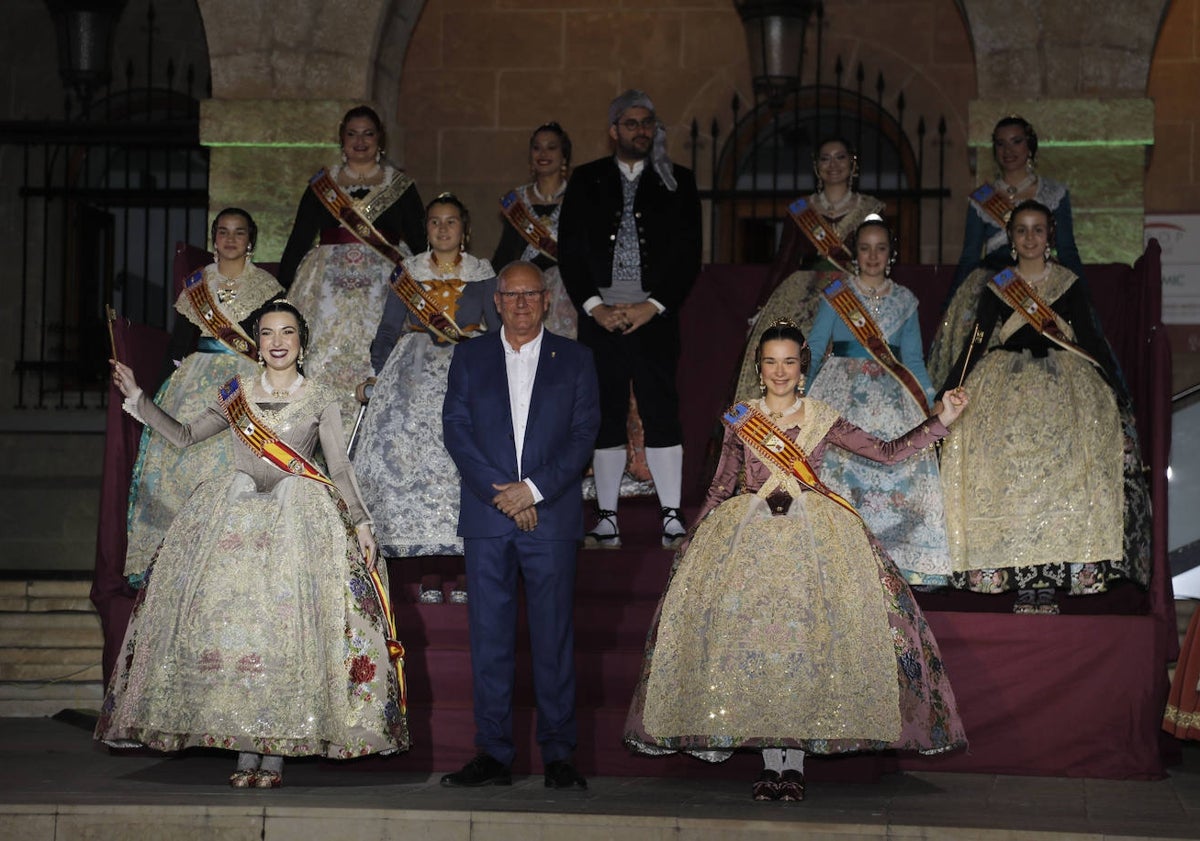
[617,117,656,132]
[497,290,546,302]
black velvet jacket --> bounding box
[557,157,701,314]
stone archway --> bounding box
[951,0,1171,264]
[195,0,428,258]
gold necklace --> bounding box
[430,252,463,277]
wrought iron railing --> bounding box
[1,4,209,410]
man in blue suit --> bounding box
[441,260,600,789]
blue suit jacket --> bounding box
[443,329,600,541]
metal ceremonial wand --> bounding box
[105,305,120,364]
[956,324,984,390]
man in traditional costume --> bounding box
[558,89,702,549]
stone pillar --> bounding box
[967,98,1154,265]
[199,99,368,262]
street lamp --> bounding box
[44,0,129,111]
[735,0,819,105]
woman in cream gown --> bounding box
[625,321,967,801]
[98,301,406,787]
[124,208,282,582]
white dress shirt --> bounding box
[501,327,545,503]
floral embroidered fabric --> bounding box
[124,263,282,577]
[624,400,965,758]
[97,383,407,757]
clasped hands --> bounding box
[492,482,537,532]
[593,301,656,335]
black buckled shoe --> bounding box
[584,509,622,549]
[440,753,512,787]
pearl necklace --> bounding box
[261,371,304,399]
[758,396,803,421]
[531,181,566,203]
[850,275,893,316]
[997,172,1037,199]
[344,163,381,182]
[814,189,856,217]
[1018,265,1051,285]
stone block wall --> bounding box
[390,0,977,266]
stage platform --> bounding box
[3,715,1199,841]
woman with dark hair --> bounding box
[100,300,407,786]
[278,105,427,433]
[493,122,576,338]
[937,200,1150,612]
[353,193,498,565]
[950,115,1083,294]
[124,207,283,583]
[805,215,950,586]
[625,320,968,800]
[733,137,886,401]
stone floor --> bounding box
[1,715,1199,841]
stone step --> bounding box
[0,614,103,648]
[0,682,103,718]
[0,647,100,666]
[0,662,102,682]
[0,580,96,612]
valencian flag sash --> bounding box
[500,190,558,261]
[969,182,1013,229]
[787,197,854,272]
[182,268,259,363]
[309,168,406,266]
[723,401,862,523]
[987,268,1101,370]
[822,279,929,412]
[387,265,469,345]
[216,375,408,712]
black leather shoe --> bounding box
[440,754,512,787]
[543,759,587,790]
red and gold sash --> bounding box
[786,197,853,272]
[309,168,405,266]
[500,190,558,261]
[969,182,1012,229]
[182,269,258,363]
[216,375,407,710]
[822,279,929,412]
[987,268,1100,369]
[723,401,862,522]
[217,376,335,487]
[387,265,469,344]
